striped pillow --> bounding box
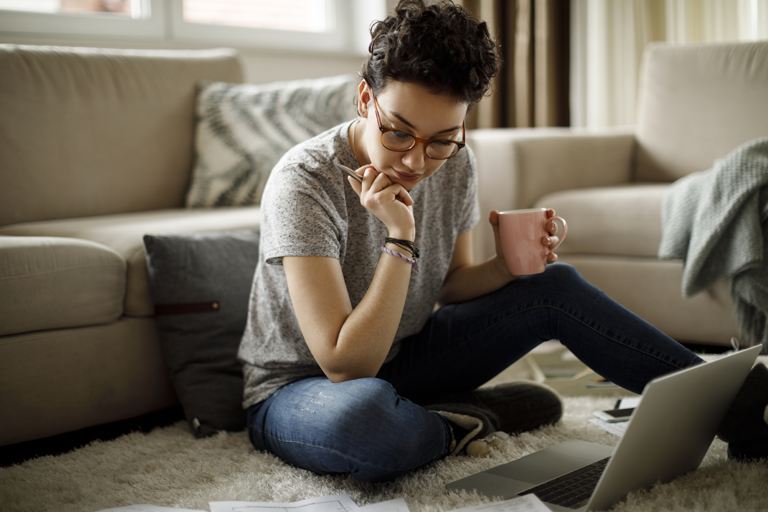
[186,74,359,208]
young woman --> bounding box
[239,0,768,482]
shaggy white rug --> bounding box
[2,391,767,512]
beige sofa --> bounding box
[469,40,768,349]
[0,45,261,447]
[2,40,766,448]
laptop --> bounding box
[446,345,762,511]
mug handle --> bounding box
[549,216,568,252]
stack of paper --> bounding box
[97,492,548,512]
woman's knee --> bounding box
[533,262,592,293]
[543,262,581,281]
[506,262,582,293]
[340,377,400,410]
[270,378,447,481]
[333,379,449,480]
[329,378,425,441]
[265,378,429,446]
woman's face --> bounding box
[356,80,468,191]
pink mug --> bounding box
[498,208,567,275]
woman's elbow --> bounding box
[319,356,378,383]
[324,368,377,384]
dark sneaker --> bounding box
[717,363,768,461]
[425,381,563,435]
[425,402,500,456]
[727,438,768,461]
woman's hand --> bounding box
[489,208,561,278]
[543,208,560,263]
[489,210,514,279]
[347,165,415,239]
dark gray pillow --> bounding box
[143,230,260,438]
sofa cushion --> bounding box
[0,207,261,318]
[144,231,260,437]
[0,45,244,227]
[185,74,358,208]
[560,255,737,345]
[635,41,768,182]
[0,236,125,336]
[534,184,668,258]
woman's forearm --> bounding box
[438,255,517,305]
[326,247,414,382]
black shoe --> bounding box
[425,381,563,435]
[727,438,768,462]
[717,363,768,461]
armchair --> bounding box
[468,40,768,348]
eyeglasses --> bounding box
[370,87,465,160]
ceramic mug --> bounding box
[498,208,568,275]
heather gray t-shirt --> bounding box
[239,120,480,408]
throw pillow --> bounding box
[143,230,260,438]
[185,74,359,208]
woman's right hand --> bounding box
[348,165,415,238]
[285,165,416,383]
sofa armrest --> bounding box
[467,127,636,261]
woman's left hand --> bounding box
[489,208,561,270]
[543,208,560,263]
[489,210,512,278]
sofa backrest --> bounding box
[634,40,768,182]
[0,45,243,227]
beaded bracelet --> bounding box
[384,237,420,259]
[381,246,420,274]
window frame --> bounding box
[0,0,165,39]
[169,0,351,53]
[0,0,384,55]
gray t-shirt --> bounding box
[239,120,480,408]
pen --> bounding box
[335,162,406,204]
[335,162,362,183]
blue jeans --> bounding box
[247,263,704,482]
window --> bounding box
[0,0,385,54]
[0,0,162,38]
[0,0,139,17]
[169,0,348,52]
[181,0,330,32]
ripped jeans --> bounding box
[246,263,704,482]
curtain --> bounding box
[458,0,571,129]
[572,0,768,128]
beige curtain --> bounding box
[458,0,571,129]
[572,0,768,128]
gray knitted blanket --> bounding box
[659,137,768,353]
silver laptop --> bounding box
[446,345,762,511]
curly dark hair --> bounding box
[360,0,500,108]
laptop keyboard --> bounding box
[518,457,611,509]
